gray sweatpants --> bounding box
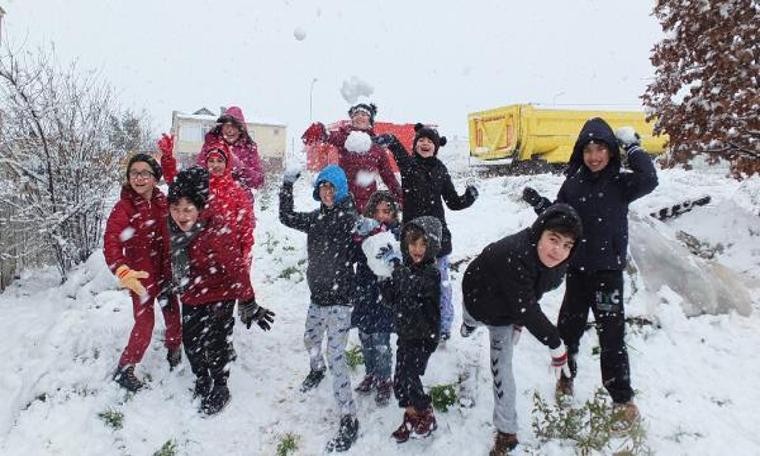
[462,307,518,433]
[489,324,518,434]
[304,303,356,416]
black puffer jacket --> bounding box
[462,204,583,349]
[388,141,475,257]
[380,216,442,341]
[536,117,658,272]
[279,182,359,307]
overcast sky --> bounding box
[4,0,662,148]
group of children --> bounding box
[104,100,657,454]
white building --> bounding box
[170,107,286,170]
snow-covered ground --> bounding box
[1,162,759,455]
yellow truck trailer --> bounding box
[468,104,667,165]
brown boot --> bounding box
[611,401,641,432]
[555,374,574,400]
[413,407,437,438]
[489,431,518,456]
[391,410,417,443]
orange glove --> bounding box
[157,133,175,158]
[116,265,149,297]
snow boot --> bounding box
[201,382,230,415]
[391,410,418,443]
[489,431,519,456]
[113,365,144,392]
[375,378,393,406]
[300,367,326,392]
[325,414,359,452]
[413,407,437,438]
[167,348,182,370]
[555,374,574,401]
[193,375,212,399]
[354,374,375,394]
[611,401,640,432]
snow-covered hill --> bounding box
[1,164,759,455]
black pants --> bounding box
[394,338,438,410]
[557,269,633,403]
[182,301,235,385]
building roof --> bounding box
[174,110,286,128]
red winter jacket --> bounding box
[103,186,169,299]
[180,210,254,306]
[327,125,402,213]
[197,106,265,191]
[162,141,254,264]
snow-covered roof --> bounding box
[173,112,286,128]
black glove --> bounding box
[374,134,397,147]
[238,298,275,330]
[465,185,479,201]
[522,186,542,207]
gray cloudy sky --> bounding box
[4,0,662,146]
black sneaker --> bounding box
[300,368,326,392]
[325,415,359,452]
[167,348,182,370]
[201,383,230,415]
[193,376,213,399]
[113,365,144,392]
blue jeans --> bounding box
[358,330,392,381]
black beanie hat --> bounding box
[413,123,447,155]
[348,103,377,125]
[127,153,162,182]
[168,166,210,210]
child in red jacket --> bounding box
[103,154,182,392]
[166,167,274,415]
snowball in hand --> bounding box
[362,231,400,278]
[293,27,307,41]
[345,131,372,154]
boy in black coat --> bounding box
[461,204,583,455]
[376,125,478,340]
[523,118,658,427]
[370,215,443,443]
[279,164,360,453]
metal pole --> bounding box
[309,77,318,121]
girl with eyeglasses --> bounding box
[103,154,182,392]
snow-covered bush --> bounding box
[0,43,153,286]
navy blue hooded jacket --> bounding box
[535,117,658,272]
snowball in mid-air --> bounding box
[345,130,372,154]
[340,76,374,104]
[294,27,307,41]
